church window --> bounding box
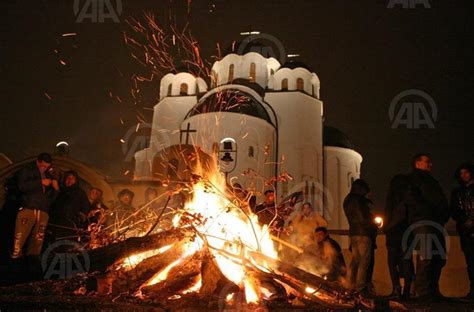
[281,78,288,91]
[228,64,234,82]
[248,146,254,157]
[249,63,256,82]
[167,84,172,96]
[296,78,304,91]
[180,83,188,95]
[167,158,179,180]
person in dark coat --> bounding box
[343,179,378,294]
[11,153,59,258]
[49,171,90,242]
[384,174,414,299]
[405,153,449,301]
[450,163,474,299]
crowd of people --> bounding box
[343,154,473,301]
[1,152,472,303]
[242,153,473,302]
[0,153,170,261]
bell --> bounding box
[220,152,234,162]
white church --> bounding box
[133,41,363,233]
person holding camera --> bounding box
[11,153,59,259]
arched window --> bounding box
[228,64,234,82]
[248,146,254,158]
[167,158,179,180]
[312,84,315,96]
[270,69,275,75]
[249,63,256,82]
[167,84,172,96]
[180,83,188,95]
[296,78,304,91]
[281,78,288,91]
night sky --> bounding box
[0,0,472,208]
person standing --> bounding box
[450,163,474,299]
[11,153,59,259]
[384,174,414,299]
[406,153,449,301]
[343,179,378,295]
[49,171,90,242]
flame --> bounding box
[172,213,182,228]
[136,157,278,303]
[305,286,320,296]
[145,240,201,287]
[180,160,278,303]
[182,275,202,294]
[260,286,273,300]
[244,279,259,303]
[117,244,173,270]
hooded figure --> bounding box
[49,171,90,241]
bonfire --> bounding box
[40,153,381,311]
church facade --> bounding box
[134,50,362,233]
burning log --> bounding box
[140,250,202,298]
[104,239,188,294]
[87,228,188,272]
[199,247,235,298]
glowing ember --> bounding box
[182,275,202,294]
[305,286,316,294]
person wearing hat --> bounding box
[108,189,136,237]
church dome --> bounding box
[323,126,354,149]
[281,60,313,72]
[159,72,208,100]
[269,66,320,99]
[186,88,274,126]
[211,52,280,89]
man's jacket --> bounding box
[17,163,57,213]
